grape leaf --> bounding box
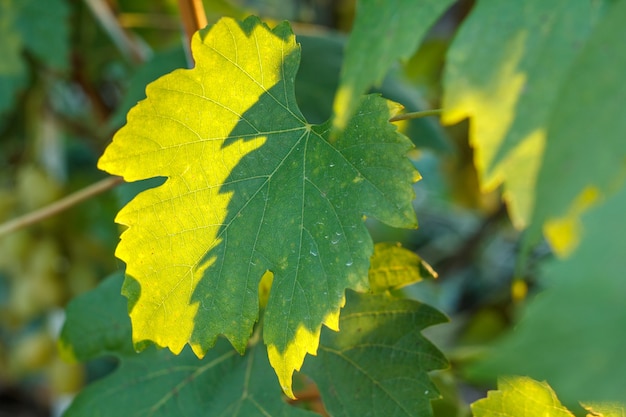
[60,274,319,417]
[303,291,448,417]
[581,402,626,417]
[333,0,454,131]
[98,16,419,397]
[471,376,575,417]
[369,242,436,293]
[529,0,626,253]
[468,183,626,404]
[442,0,605,229]
[58,273,134,361]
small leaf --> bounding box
[369,242,436,293]
[303,291,448,417]
[61,275,319,417]
[333,0,454,131]
[581,402,626,417]
[471,376,575,417]
[98,16,419,397]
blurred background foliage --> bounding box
[0,0,533,416]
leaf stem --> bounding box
[389,109,443,123]
[0,176,124,237]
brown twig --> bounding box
[177,0,208,66]
[0,176,124,237]
[389,109,443,123]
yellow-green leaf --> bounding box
[98,16,418,397]
[369,242,436,293]
[471,376,575,417]
[442,0,604,229]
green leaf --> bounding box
[98,16,419,397]
[61,276,319,417]
[442,0,604,229]
[469,184,626,404]
[471,376,575,417]
[369,242,436,293]
[303,291,448,417]
[0,0,70,116]
[581,402,626,417]
[530,0,626,252]
[58,273,134,362]
[333,0,454,131]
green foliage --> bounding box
[471,376,626,417]
[471,376,575,417]
[1,0,626,415]
[98,16,419,397]
[0,0,69,117]
[60,274,318,417]
[442,0,605,229]
[303,291,447,417]
[333,0,454,130]
[468,184,626,404]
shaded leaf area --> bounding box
[442,0,607,229]
[471,376,575,417]
[98,16,418,397]
[0,0,70,115]
[529,0,626,252]
[469,184,626,404]
[59,273,135,361]
[332,0,455,131]
[369,242,436,293]
[303,291,448,417]
[61,275,319,417]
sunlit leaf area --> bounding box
[0,0,625,416]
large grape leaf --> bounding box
[332,0,454,131]
[468,183,626,404]
[471,376,575,417]
[60,275,319,417]
[529,0,626,253]
[302,291,448,417]
[442,0,606,230]
[98,16,419,397]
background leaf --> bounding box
[303,291,448,417]
[98,16,419,397]
[471,376,575,417]
[468,183,626,404]
[61,275,319,417]
[442,0,605,229]
[332,0,454,131]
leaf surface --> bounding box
[369,242,436,293]
[303,291,448,417]
[469,184,626,404]
[530,0,626,252]
[98,16,419,396]
[61,275,319,417]
[333,0,454,130]
[442,0,605,229]
[471,376,574,417]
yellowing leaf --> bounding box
[369,241,436,293]
[471,376,575,417]
[98,16,419,396]
[442,0,604,228]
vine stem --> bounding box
[389,109,443,123]
[178,0,208,65]
[0,176,124,237]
